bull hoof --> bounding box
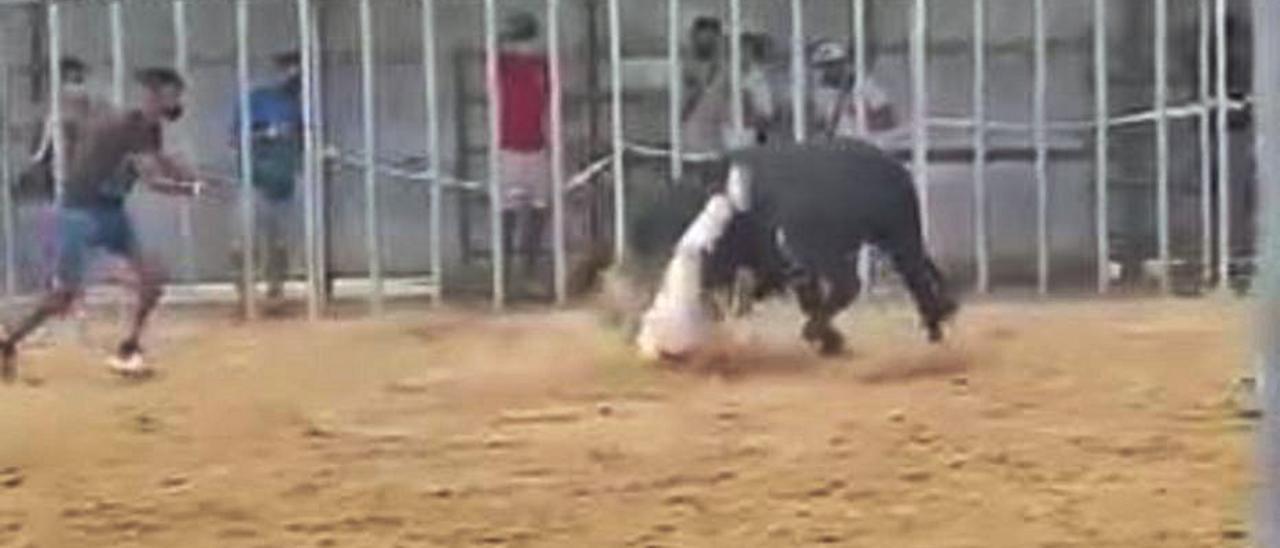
[817,331,846,356]
[927,325,944,343]
[0,340,15,385]
[925,300,957,344]
[937,299,959,322]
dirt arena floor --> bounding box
[0,297,1258,547]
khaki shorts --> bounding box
[498,149,551,211]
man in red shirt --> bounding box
[497,11,551,284]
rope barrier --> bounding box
[316,91,1252,195]
[929,97,1252,132]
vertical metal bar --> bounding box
[173,2,189,76]
[1214,0,1230,290]
[110,1,126,107]
[1032,0,1048,295]
[728,0,744,140]
[47,3,65,203]
[308,1,328,309]
[1254,0,1280,539]
[608,0,625,262]
[852,0,868,137]
[668,0,682,181]
[235,0,257,320]
[1093,0,1109,294]
[0,67,14,299]
[483,0,506,306]
[972,0,989,293]
[298,0,319,320]
[1154,0,1170,293]
[853,0,874,291]
[173,0,197,285]
[548,0,568,305]
[789,0,806,142]
[107,3,131,332]
[422,0,443,302]
[358,0,383,314]
[910,0,929,240]
[1197,0,1213,286]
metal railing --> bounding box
[0,0,1259,318]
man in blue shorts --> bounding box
[0,68,206,381]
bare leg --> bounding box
[117,255,165,358]
[262,203,288,300]
[502,209,518,272]
[523,207,547,273]
[886,247,956,342]
[0,289,78,382]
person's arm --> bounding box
[228,95,244,148]
[810,92,832,136]
[859,80,897,132]
[743,72,776,130]
[867,106,896,132]
[681,64,712,122]
[132,152,205,197]
[30,116,54,164]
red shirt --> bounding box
[498,51,549,152]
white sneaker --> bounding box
[107,351,153,379]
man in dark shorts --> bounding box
[0,68,206,381]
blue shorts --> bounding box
[55,205,137,289]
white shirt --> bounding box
[811,77,895,146]
[682,60,777,153]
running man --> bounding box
[0,68,206,381]
[16,56,114,343]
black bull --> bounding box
[622,139,958,355]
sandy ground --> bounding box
[0,297,1257,547]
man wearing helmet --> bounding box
[808,39,898,146]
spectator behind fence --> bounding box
[229,51,304,311]
[496,11,553,291]
[740,32,778,145]
[679,18,774,185]
[680,16,728,166]
[808,39,899,147]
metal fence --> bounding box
[0,0,1260,319]
[1253,0,1278,542]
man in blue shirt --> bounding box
[230,52,303,311]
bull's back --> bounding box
[730,140,919,244]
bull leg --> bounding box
[887,248,956,342]
[793,270,859,356]
[730,269,756,317]
[924,258,958,321]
